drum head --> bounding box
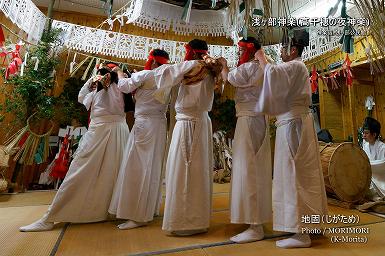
[328,143,372,202]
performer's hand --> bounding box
[112,66,121,72]
[217,57,227,67]
[254,49,268,69]
[89,82,97,91]
[104,73,111,88]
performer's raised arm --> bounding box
[254,48,309,115]
[78,77,96,110]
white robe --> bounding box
[363,140,385,197]
[363,140,385,161]
[108,70,167,222]
[45,80,129,223]
[154,60,214,231]
[256,57,328,233]
[227,62,272,224]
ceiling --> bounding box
[32,0,127,16]
[33,0,358,20]
[33,0,230,16]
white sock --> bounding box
[117,220,146,230]
[230,224,264,243]
[19,217,54,232]
[276,233,311,248]
[171,228,208,236]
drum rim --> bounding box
[327,142,372,202]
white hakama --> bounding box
[154,61,215,231]
[45,80,129,223]
[109,71,167,222]
[256,58,328,233]
[228,62,272,225]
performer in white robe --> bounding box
[254,28,328,248]
[153,39,221,236]
[20,64,130,232]
[219,37,272,243]
[362,117,385,198]
[362,117,385,161]
[108,49,169,229]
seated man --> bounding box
[362,117,385,199]
[362,117,385,161]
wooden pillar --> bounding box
[348,82,358,144]
[318,79,326,128]
[45,0,56,31]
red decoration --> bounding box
[310,65,318,93]
[50,134,70,179]
[0,25,5,47]
[343,54,353,87]
[237,41,256,66]
[1,42,23,79]
[144,50,169,70]
[184,44,208,61]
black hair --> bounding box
[188,39,208,51]
[152,49,170,59]
[293,45,304,57]
[97,67,118,84]
[364,117,381,139]
[239,37,262,51]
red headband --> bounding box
[144,50,169,70]
[237,41,256,66]
[184,44,208,61]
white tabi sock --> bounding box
[19,214,54,232]
[230,224,264,243]
[117,220,147,230]
[276,233,311,248]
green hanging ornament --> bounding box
[181,0,193,23]
[339,0,354,53]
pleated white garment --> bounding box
[273,110,328,232]
[108,70,168,222]
[46,115,129,223]
[162,111,213,231]
[255,58,328,233]
[230,115,272,224]
[227,61,272,225]
[153,61,215,232]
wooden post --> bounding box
[348,82,358,144]
[45,0,56,32]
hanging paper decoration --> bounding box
[106,18,114,30]
[100,0,114,18]
[69,52,77,74]
[30,56,39,71]
[3,114,53,165]
[211,0,217,9]
[343,54,353,87]
[310,65,318,93]
[181,0,193,23]
[338,0,354,53]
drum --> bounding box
[319,142,371,202]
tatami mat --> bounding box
[54,205,384,256]
[0,191,56,208]
[0,205,63,256]
[1,183,385,256]
[201,221,385,256]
